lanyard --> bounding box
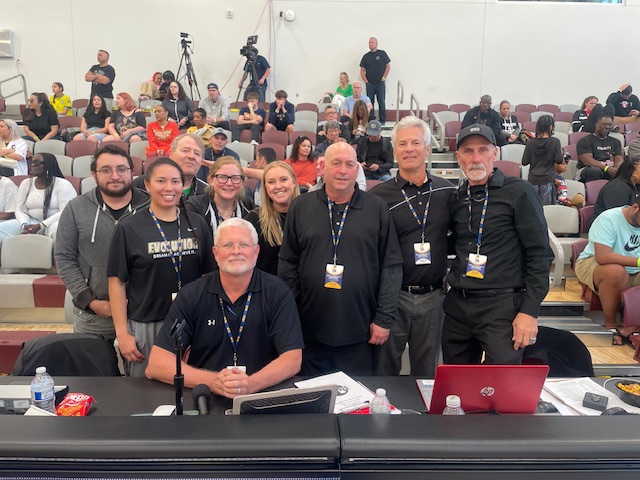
[219,292,252,367]
[400,180,432,244]
[215,205,237,225]
[149,207,183,290]
[466,183,489,255]
[327,199,350,266]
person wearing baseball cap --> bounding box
[196,126,240,182]
[606,84,640,125]
[443,123,553,366]
[355,119,393,181]
[200,82,230,130]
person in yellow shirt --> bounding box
[50,82,72,116]
[186,108,214,148]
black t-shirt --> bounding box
[84,109,111,129]
[154,270,304,375]
[606,91,640,117]
[246,209,285,275]
[359,50,391,83]
[24,109,58,139]
[88,64,116,99]
[107,208,215,323]
[576,134,623,168]
[365,138,384,165]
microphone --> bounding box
[192,384,213,416]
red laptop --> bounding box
[426,364,549,414]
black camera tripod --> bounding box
[177,33,201,101]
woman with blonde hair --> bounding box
[186,156,254,238]
[246,161,300,275]
[0,119,28,175]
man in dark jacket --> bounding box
[461,95,503,145]
[355,120,393,181]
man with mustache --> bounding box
[444,125,553,365]
[55,144,150,341]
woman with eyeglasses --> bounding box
[246,161,300,275]
[0,119,29,176]
[0,153,76,246]
[23,93,60,143]
[108,158,215,377]
[162,81,195,128]
[186,156,254,238]
[73,94,111,143]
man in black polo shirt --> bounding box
[577,112,623,183]
[370,117,455,377]
[279,142,402,376]
[147,218,303,398]
[445,124,553,365]
[360,37,391,123]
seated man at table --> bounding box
[146,218,304,398]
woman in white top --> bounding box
[0,152,76,245]
[0,119,28,176]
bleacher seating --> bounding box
[516,104,537,113]
[66,140,97,159]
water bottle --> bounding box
[370,388,392,415]
[442,395,465,415]
[30,366,56,414]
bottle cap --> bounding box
[35,366,46,374]
[376,388,386,397]
[446,395,461,407]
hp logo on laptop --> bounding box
[480,386,495,397]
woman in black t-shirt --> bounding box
[73,94,111,143]
[23,92,59,142]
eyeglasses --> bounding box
[96,166,131,175]
[213,174,243,185]
[218,242,255,251]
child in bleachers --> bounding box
[554,158,585,209]
[522,115,563,206]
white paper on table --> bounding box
[295,371,375,414]
[543,377,640,416]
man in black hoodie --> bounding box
[461,95,503,145]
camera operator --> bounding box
[238,45,270,102]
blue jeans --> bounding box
[366,81,387,123]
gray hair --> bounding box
[324,120,341,133]
[0,119,21,142]
[390,116,431,149]
[171,133,205,154]
[214,218,258,246]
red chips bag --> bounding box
[56,393,95,416]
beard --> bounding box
[466,165,488,182]
[97,179,132,198]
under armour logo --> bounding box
[207,319,215,326]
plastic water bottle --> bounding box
[370,388,392,415]
[30,366,56,414]
[442,395,465,415]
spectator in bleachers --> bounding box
[606,84,640,125]
[103,93,146,143]
[554,160,584,209]
[461,95,502,144]
[341,82,372,123]
[593,152,640,220]
[187,108,214,149]
[138,72,162,101]
[55,144,150,342]
[0,173,17,221]
[198,127,240,182]
[158,71,175,98]
[50,82,72,117]
[85,50,115,109]
[0,153,76,245]
[285,136,316,189]
[317,105,350,144]
[355,120,393,181]
[163,81,195,129]
[498,100,521,145]
[246,161,300,275]
[572,96,598,133]
[108,158,215,376]
[231,92,265,143]
[23,93,60,143]
[73,94,111,143]
[146,105,179,158]
[199,83,230,130]
[0,119,28,175]
[323,72,353,107]
[574,198,640,344]
[360,37,391,124]
[576,107,623,183]
[186,156,253,238]
[244,147,277,206]
[348,100,369,145]
[265,90,295,134]
[314,121,344,157]
[522,115,563,206]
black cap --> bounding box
[457,124,497,149]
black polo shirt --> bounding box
[154,269,304,375]
[279,185,403,346]
[447,168,553,318]
[370,172,454,288]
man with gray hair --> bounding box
[370,116,455,376]
[314,120,346,156]
[147,218,304,397]
[341,81,373,121]
[317,105,351,144]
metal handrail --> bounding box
[0,74,28,104]
[395,81,403,125]
[409,94,420,118]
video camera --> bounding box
[240,35,258,61]
[180,32,191,46]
